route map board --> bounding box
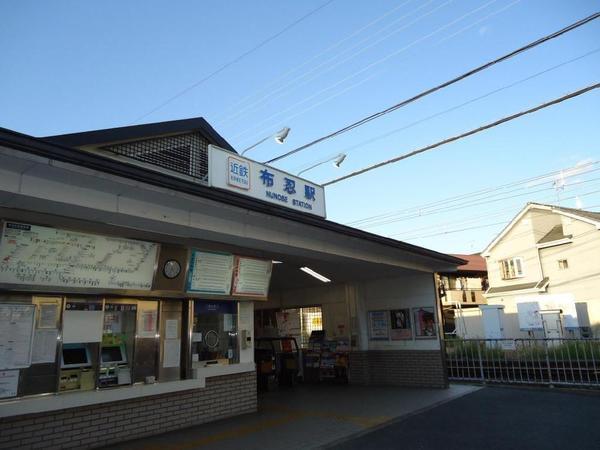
[232,256,272,298]
[186,250,234,295]
[0,222,158,291]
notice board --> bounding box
[0,304,35,370]
[232,256,272,298]
[0,222,158,291]
[186,250,234,295]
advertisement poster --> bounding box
[138,310,158,338]
[413,307,437,338]
[390,309,412,340]
[368,311,389,340]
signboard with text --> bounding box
[208,145,326,218]
[232,256,272,299]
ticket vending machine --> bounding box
[99,343,131,387]
[100,302,136,388]
[59,344,96,391]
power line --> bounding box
[231,0,458,143]
[402,192,600,241]
[346,161,599,227]
[307,47,600,176]
[322,83,600,186]
[362,174,600,231]
[213,0,422,126]
[390,181,600,238]
[355,165,600,229]
[235,0,517,148]
[130,0,336,125]
[265,12,600,164]
[240,0,496,147]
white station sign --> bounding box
[208,145,326,218]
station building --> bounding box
[0,118,463,449]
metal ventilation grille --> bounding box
[101,132,209,182]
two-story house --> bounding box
[437,254,488,335]
[480,202,600,338]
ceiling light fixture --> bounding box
[300,266,331,283]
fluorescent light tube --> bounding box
[300,267,331,283]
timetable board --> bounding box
[0,304,35,370]
[0,222,158,291]
[232,256,272,298]
[186,250,234,295]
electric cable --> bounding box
[322,83,600,186]
[130,0,336,124]
[304,47,600,177]
[265,12,600,164]
[360,166,600,229]
[214,0,425,126]
[346,160,599,226]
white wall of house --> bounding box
[477,206,600,339]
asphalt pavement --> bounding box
[331,386,600,450]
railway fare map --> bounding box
[0,222,158,290]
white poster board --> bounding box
[31,329,59,364]
[516,301,543,330]
[232,257,272,298]
[62,301,104,344]
[0,222,158,291]
[517,294,578,330]
[186,250,234,295]
[0,304,35,369]
[162,339,181,368]
[208,145,326,218]
[0,370,19,398]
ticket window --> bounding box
[192,301,239,366]
[99,302,137,388]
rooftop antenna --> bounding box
[552,170,565,205]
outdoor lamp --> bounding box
[241,126,291,156]
[297,153,347,177]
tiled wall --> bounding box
[349,350,447,388]
[0,371,257,450]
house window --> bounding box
[499,257,524,279]
[558,259,569,270]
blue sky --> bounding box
[1,0,599,254]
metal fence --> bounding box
[446,338,600,387]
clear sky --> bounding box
[1,0,599,254]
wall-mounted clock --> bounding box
[163,259,182,279]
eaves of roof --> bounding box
[41,117,236,153]
[485,277,549,295]
[0,126,465,267]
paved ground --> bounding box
[333,386,600,450]
[107,383,479,450]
